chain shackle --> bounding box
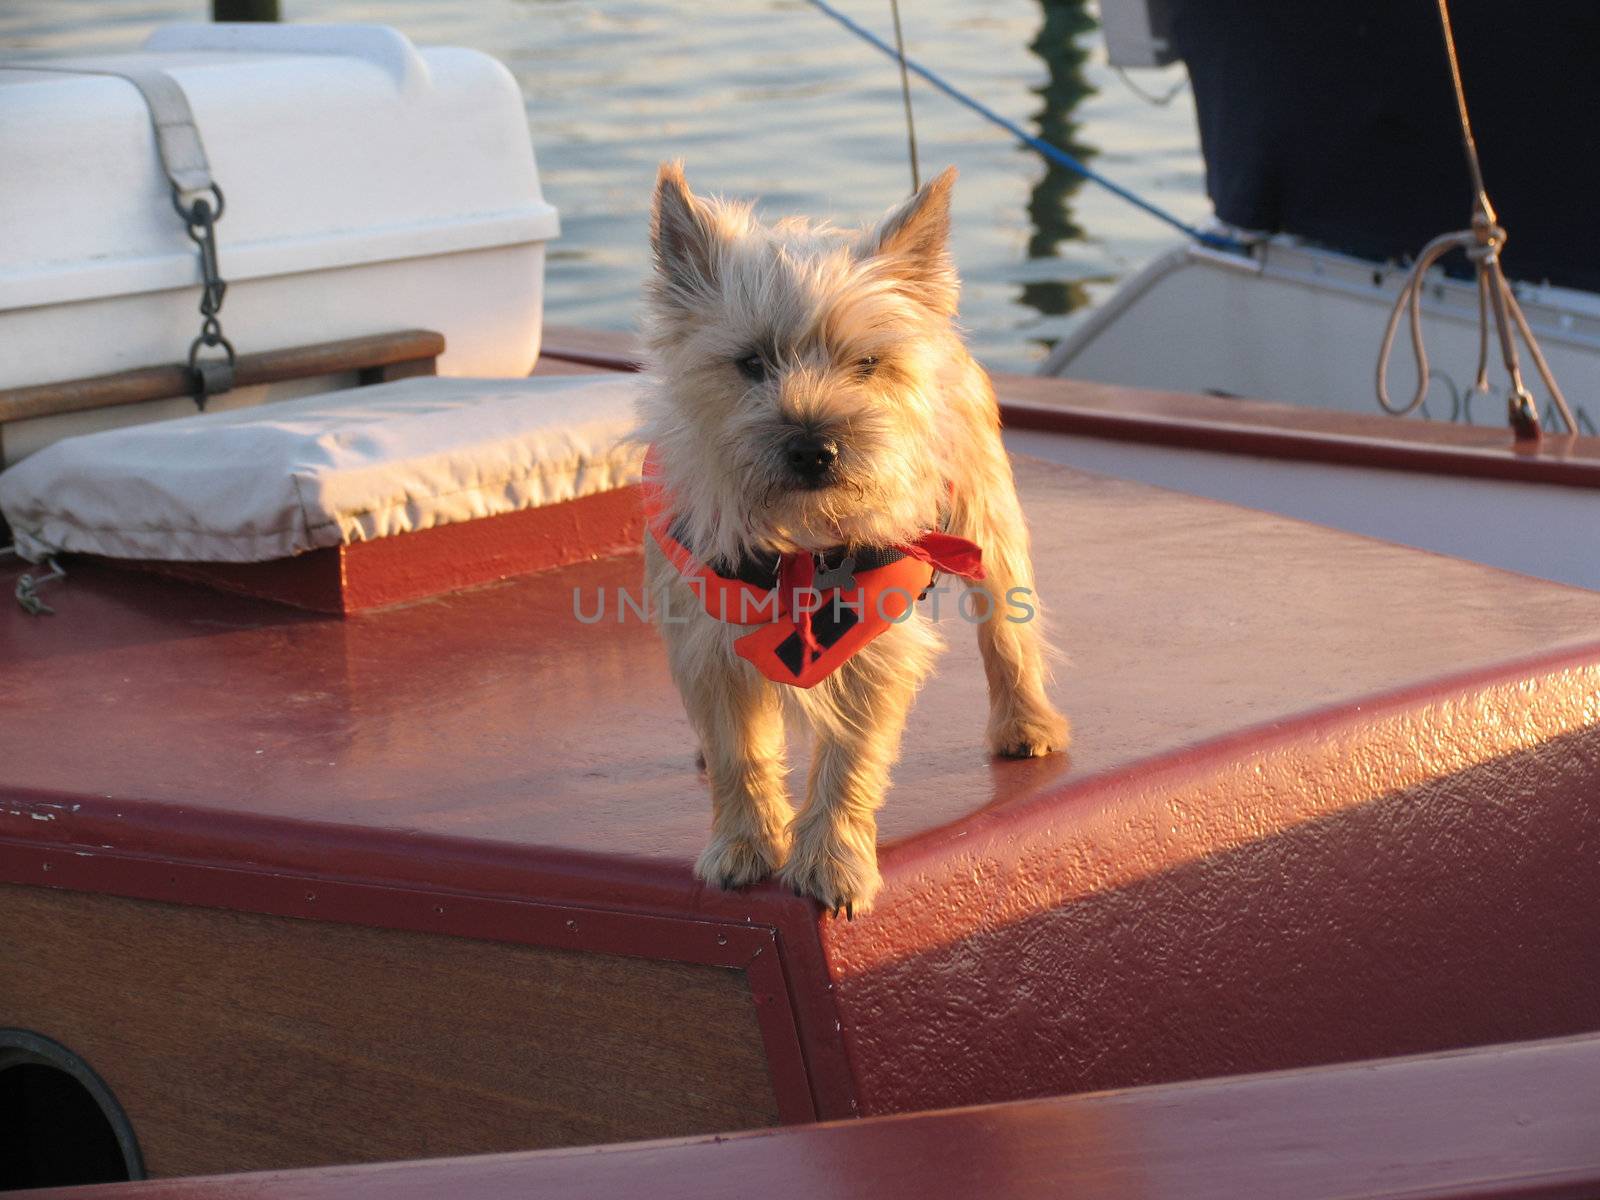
[173,184,233,411]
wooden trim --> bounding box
[536,326,1600,489]
[0,330,446,423]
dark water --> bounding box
[2,0,1209,371]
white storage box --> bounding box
[0,24,560,394]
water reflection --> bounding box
[1022,0,1098,329]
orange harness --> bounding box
[642,447,984,687]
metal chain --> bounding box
[15,558,66,616]
[174,184,235,410]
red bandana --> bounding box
[642,447,984,687]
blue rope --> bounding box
[803,0,1247,253]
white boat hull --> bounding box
[1043,237,1600,435]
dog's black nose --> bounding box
[785,435,838,482]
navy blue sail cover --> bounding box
[1167,0,1600,291]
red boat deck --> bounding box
[3,337,1600,1179]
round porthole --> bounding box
[0,1029,144,1191]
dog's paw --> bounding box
[778,821,882,918]
[989,705,1072,759]
[694,831,787,891]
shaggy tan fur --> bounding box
[641,163,1069,915]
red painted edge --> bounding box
[877,634,1600,881]
[997,398,1600,489]
[339,486,646,612]
[97,486,647,614]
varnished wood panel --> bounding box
[0,886,778,1177]
[0,331,444,423]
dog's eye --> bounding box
[856,355,880,378]
[735,353,768,383]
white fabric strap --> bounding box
[0,61,214,198]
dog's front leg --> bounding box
[948,446,1071,759]
[651,551,793,888]
[781,628,934,915]
[685,648,793,889]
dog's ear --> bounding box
[651,162,720,303]
[862,166,958,315]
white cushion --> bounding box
[0,374,645,563]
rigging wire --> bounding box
[887,0,920,193]
[803,0,1246,252]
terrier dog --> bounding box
[640,163,1069,915]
